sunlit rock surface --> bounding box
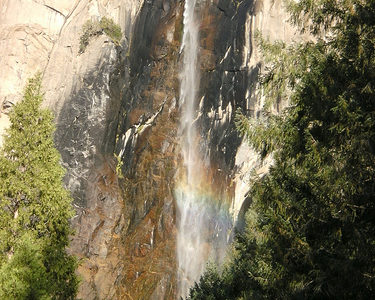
[0,0,298,298]
[0,0,69,146]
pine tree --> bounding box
[0,74,79,299]
[189,0,375,299]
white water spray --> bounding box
[176,0,231,298]
[179,0,199,182]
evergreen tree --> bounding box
[189,0,375,299]
[0,74,79,299]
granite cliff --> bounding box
[0,0,298,298]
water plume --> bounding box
[176,0,232,298]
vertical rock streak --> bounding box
[176,0,231,298]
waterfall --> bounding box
[176,0,231,298]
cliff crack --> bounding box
[43,4,66,18]
[216,5,228,17]
[41,0,82,78]
[225,68,248,73]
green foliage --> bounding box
[189,0,375,299]
[0,233,49,300]
[79,19,102,54]
[79,17,122,53]
[235,109,286,159]
[0,74,79,299]
[188,265,226,300]
[100,17,122,44]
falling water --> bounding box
[176,0,231,298]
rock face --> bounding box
[0,0,298,298]
[0,0,67,146]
